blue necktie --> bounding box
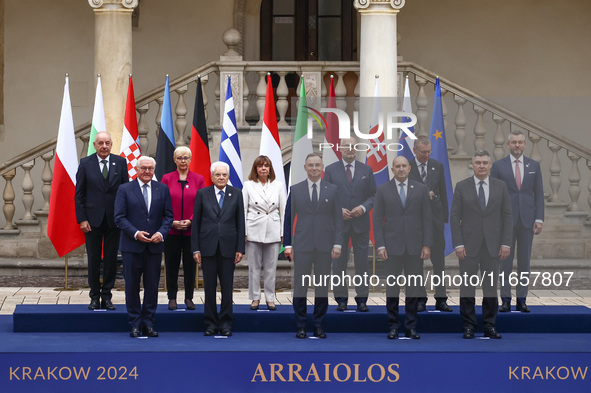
[478,180,486,212]
[142,183,149,210]
[218,190,224,208]
[399,183,406,207]
[311,183,318,209]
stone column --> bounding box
[88,0,138,154]
[354,0,404,98]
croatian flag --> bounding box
[219,77,243,189]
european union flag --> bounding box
[429,78,454,256]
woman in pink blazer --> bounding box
[161,146,206,310]
[243,156,286,311]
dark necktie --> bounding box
[399,182,406,207]
[142,183,149,210]
[218,190,225,208]
[311,183,318,209]
[346,164,353,184]
[478,180,486,212]
[420,164,427,183]
[101,159,108,179]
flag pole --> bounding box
[64,253,69,290]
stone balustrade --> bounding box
[1,60,590,258]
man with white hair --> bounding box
[192,161,245,337]
[115,156,173,338]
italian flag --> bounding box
[87,74,106,155]
[47,75,85,257]
[120,75,141,180]
[288,76,313,187]
[260,74,286,192]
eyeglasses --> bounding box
[139,167,155,172]
[175,156,191,161]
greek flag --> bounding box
[219,77,243,188]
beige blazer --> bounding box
[243,180,286,243]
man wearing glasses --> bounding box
[115,156,173,338]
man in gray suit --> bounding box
[324,137,376,312]
[408,135,452,312]
[451,151,513,339]
[373,156,432,340]
[284,153,344,339]
[491,130,544,313]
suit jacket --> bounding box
[450,177,513,258]
[75,153,129,227]
[409,158,449,231]
[372,179,433,256]
[191,185,246,258]
[323,160,376,233]
[289,179,344,253]
[243,180,286,243]
[161,170,206,236]
[490,155,544,228]
[114,179,174,254]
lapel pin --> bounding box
[410,185,414,189]
[431,167,435,171]
[325,199,328,202]
[228,193,232,197]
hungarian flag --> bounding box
[47,75,85,257]
[322,75,341,169]
[155,75,176,181]
[189,77,212,186]
[260,73,286,193]
[288,76,313,187]
[120,75,141,180]
[87,74,106,155]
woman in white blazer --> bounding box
[243,156,286,310]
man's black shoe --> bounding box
[130,327,140,338]
[296,328,306,339]
[387,329,399,340]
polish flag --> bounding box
[120,75,141,180]
[47,75,85,257]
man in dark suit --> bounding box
[491,130,544,313]
[284,153,344,339]
[75,131,129,310]
[114,156,173,338]
[408,135,452,312]
[324,137,376,312]
[192,161,245,337]
[451,151,513,339]
[373,156,432,340]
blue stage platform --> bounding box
[3,305,591,392]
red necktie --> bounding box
[346,164,353,183]
[515,159,522,190]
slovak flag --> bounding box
[365,77,388,186]
[365,77,388,245]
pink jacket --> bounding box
[161,170,206,236]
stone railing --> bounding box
[1,59,590,257]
